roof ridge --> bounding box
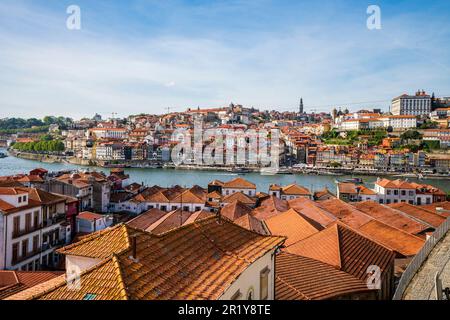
[111,255,129,300]
[58,224,127,255]
[334,224,343,270]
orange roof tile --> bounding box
[357,220,425,257]
[15,219,285,300]
[220,200,253,221]
[286,223,395,280]
[388,202,446,228]
[287,197,337,228]
[315,199,373,229]
[264,209,320,246]
[222,191,256,206]
[353,201,430,235]
[276,252,374,300]
[223,177,256,189]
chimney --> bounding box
[130,236,138,261]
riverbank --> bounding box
[2,149,449,193]
[8,150,450,180]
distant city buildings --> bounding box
[391,90,432,116]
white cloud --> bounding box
[0,1,449,119]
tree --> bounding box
[401,130,422,140]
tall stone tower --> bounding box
[299,98,304,114]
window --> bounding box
[25,213,31,232]
[394,190,399,195]
[12,243,19,263]
[23,196,27,202]
[379,199,384,204]
[33,235,39,252]
[260,267,270,300]
[401,190,406,196]
[13,216,20,237]
[386,199,391,204]
[21,239,28,257]
[230,290,242,300]
[18,197,22,203]
[195,206,201,211]
[33,211,39,228]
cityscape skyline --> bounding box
[1,0,450,118]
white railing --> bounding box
[393,217,450,300]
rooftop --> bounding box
[276,252,374,300]
[10,219,285,300]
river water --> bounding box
[0,149,449,193]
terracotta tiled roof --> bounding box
[77,211,104,221]
[145,209,214,235]
[281,184,311,196]
[15,219,285,300]
[264,209,320,246]
[275,252,374,300]
[287,197,336,228]
[0,187,28,195]
[222,191,256,206]
[252,196,289,220]
[208,180,224,187]
[0,271,63,300]
[338,183,376,195]
[420,202,450,218]
[16,175,44,183]
[220,200,253,221]
[353,201,430,235]
[357,220,425,257]
[376,178,415,189]
[25,188,67,205]
[126,208,168,231]
[207,191,222,198]
[171,187,206,204]
[315,199,372,229]
[223,177,256,189]
[313,188,335,200]
[234,214,268,235]
[286,223,395,280]
[389,203,448,227]
[57,224,131,259]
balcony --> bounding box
[11,248,41,265]
[12,214,67,239]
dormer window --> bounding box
[23,196,27,202]
[18,197,22,203]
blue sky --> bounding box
[0,0,449,119]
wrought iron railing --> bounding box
[393,217,450,300]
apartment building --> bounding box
[337,182,377,202]
[0,187,69,271]
[268,184,312,200]
[374,179,432,205]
